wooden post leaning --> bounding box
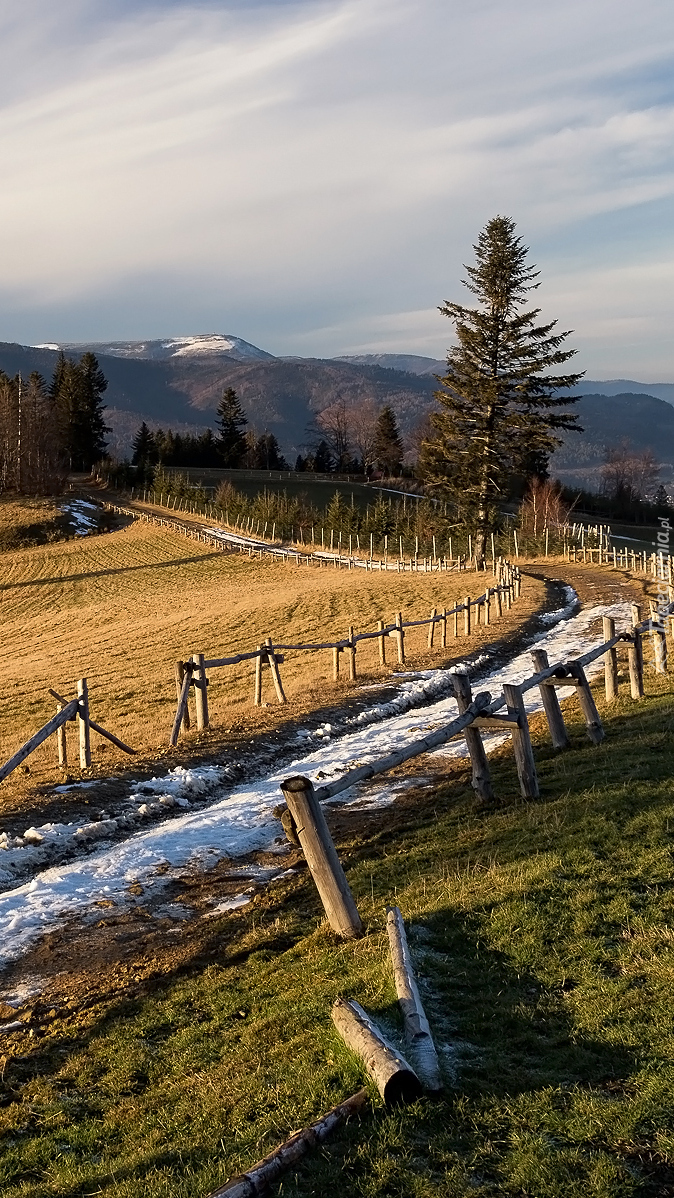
[174,660,191,730]
[254,646,263,706]
[279,775,363,938]
[77,678,91,769]
[170,661,194,745]
[428,607,437,649]
[192,652,209,729]
[265,638,287,704]
[502,682,539,799]
[331,998,423,1106]
[567,663,604,744]
[386,906,442,1093]
[451,673,494,802]
[530,649,570,750]
[0,698,79,784]
[602,617,619,701]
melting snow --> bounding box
[0,597,630,969]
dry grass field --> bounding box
[0,498,547,812]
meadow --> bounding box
[0,498,544,810]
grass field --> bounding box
[0,665,672,1197]
[0,500,545,810]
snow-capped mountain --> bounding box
[32,334,275,363]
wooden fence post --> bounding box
[56,704,67,768]
[377,620,387,666]
[174,660,191,730]
[502,682,539,799]
[333,645,341,681]
[484,591,490,625]
[266,637,287,703]
[192,653,210,729]
[279,776,363,938]
[254,646,264,706]
[77,678,91,769]
[463,596,471,637]
[568,663,604,744]
[628,604,644,699]
[494,583,503,618]
[530,649,569,749]
[441,607,447,648]
[428,608,437,649]
[650,605,668,674]
[395,612,405,664]
[602,617,619,700]
[348,626,357,681]
[451,673,494,802]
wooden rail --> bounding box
[169,566,521,742]
[0,679,135,784]
[278,601,673,945]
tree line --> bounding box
[129,387,406,480]
[0,352,108,494]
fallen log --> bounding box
[331,997,423,1106]
[386,906,442,1093]
[205,1087,368,1198]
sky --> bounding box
[0,0,673,377]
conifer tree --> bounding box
[216,387,248,467]
[374,406,404,476]
[131,422,157,469]
[52,353,109,470]
[420,216,582,563]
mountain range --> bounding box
[1,334,673,488]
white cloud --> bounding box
[0,0,672,377]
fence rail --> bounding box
[169,565,522,743]
[278,599,674,942]
[0,679,135,785]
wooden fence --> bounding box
[277,597,671,938]
[102,497,510,575]
[0,679,135,784]
[169,566,522,744]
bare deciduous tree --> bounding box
[601,441,659,504]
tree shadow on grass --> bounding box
[0,551,226,591]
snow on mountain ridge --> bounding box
[29,334,275,363]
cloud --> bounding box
[0,0,672,377]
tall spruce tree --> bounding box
[374,405,404,476]
[420,216,582,563]
[216,387,247,467]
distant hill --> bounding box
[579,379,674,407]
[551,392,674,490]
[335,353,445,375]
[1,336,672,490]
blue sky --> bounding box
[0,0,673,376]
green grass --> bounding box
[1,672,674,1197]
